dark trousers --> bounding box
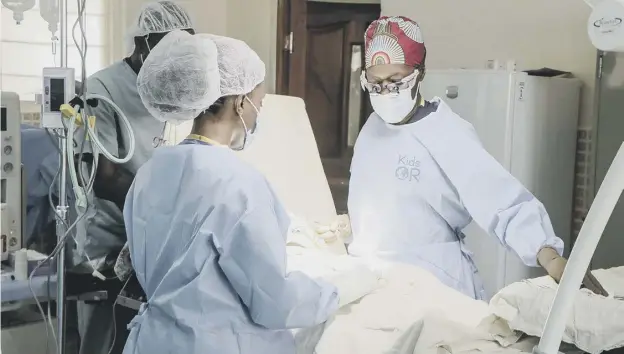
[77,300,136,354]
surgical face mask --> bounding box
[233,96,261,151]
[152,122,169,147]
[140,36,152,64]
[369,82,420,124]
[363,70,420,124]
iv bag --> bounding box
[1,0,36,24]
[39,0,60,40]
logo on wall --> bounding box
[395,155,421,182]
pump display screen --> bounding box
[1,107,6,131]
[50,78,65,112]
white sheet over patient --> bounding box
[286,216,498,354]
[489,266,624,354]
[286,214,382,307]
[285,219,493,353]
[311,262,492,354]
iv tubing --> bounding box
[534,142,624,354]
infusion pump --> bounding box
[1,92,23,261]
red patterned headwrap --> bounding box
[364,16,426,69]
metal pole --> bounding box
[55,141,68,354]
[60,0,68,67]
[56,0,69,353]
[534,143,624,354]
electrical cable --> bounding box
[27,2,132,352]
[107,275,132,354]
[28,0,91,343]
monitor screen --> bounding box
[1,107,6,131]
[50,78,65,112]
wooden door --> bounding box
[277,1,380,213]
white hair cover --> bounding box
[206,34,266,97]
[137,30,220,124]
[126,1,194,54]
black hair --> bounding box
[133,29,195,56]
[205,96,227,115]
[193,96,229,123]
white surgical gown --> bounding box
[348,97,564,299]
[122,143,339,354]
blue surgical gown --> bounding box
[122,142,339,354]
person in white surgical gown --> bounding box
[122,31,339,354]
[342,16,608,300]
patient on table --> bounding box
[286,215,624,354]
[114,212,624,354]
[114,91,622,353]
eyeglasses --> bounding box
[360,70,419,95]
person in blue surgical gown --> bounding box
[122,31,339,354]
[74,2,196,354]
[340,16,608,299]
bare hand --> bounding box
[538,248,609,297]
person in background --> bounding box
[20,126,82,354]
[75,2,195,354]
[20,125,59,250]
[122,30,339,354]
[338,16,608,299]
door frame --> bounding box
[276,0,380,98]
[275,0,307,97]
[275,0,381,212]
[275,0,380,164]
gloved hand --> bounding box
[537,247,609,297]
[324,260,380,308]
[314,214,352,243]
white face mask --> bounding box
[152,122,169,147]
[233,96,260,151]
[369,81,420,124]
[140,36,152,64]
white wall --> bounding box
[107,0,228,61]
[107,0,275,90]
[108,0,382,94]
[106,0,598,127]
[382,0,597,127]
[1,1,107,102]
[226,0,278,93]
[310,0,379,3]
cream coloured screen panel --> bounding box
[171,94,338,225]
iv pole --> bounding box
[534,143,624,354]
[55,0,69,352]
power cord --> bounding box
[108,276,132,354]
[28,1,136,352]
